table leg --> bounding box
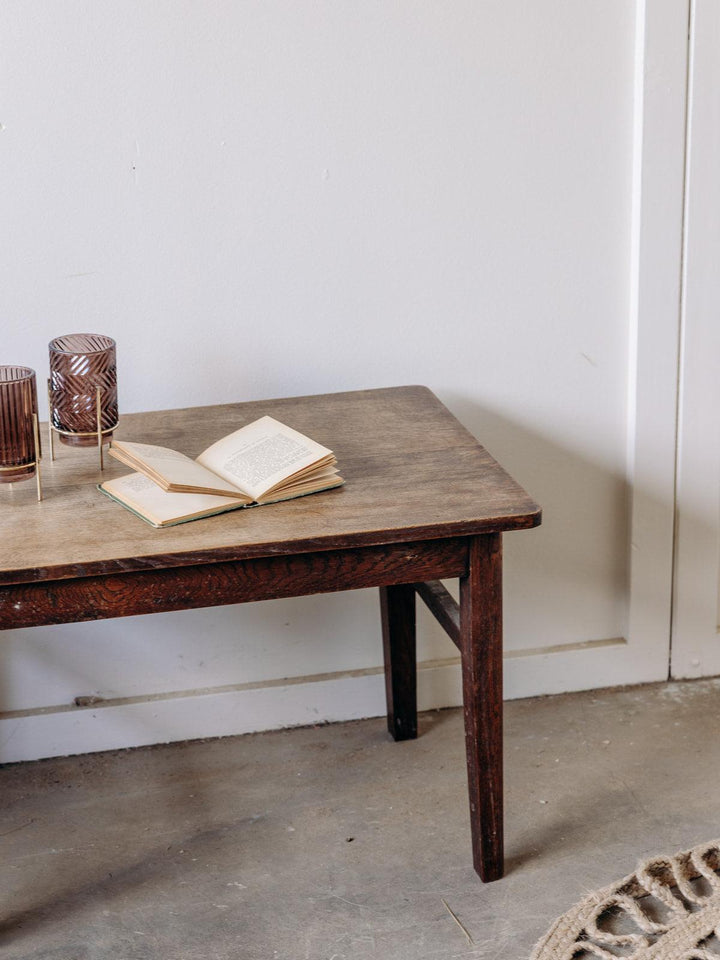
[459,533,503,882]
[379,584,417,741]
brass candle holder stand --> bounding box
[0,414,42,501]
[0,366,43,501]
[47,334,118,471]
[47,382,117,470]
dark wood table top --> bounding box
[0,386,540,586]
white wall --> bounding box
[0,2,637,761]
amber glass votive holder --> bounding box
[48,334,118,469]
[0,365,42,500]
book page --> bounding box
[197,416,333,502]
[100,473,246,525]
[110,441,243,497]
[262,464,340,496]
[256,472,344,504]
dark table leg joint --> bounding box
[414,580,461,650]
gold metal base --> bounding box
[47,383,118,471]
[0,413,43,501]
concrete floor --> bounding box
[2,678,720,960]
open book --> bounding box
[98,415,344,527]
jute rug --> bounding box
[531,840,720,959]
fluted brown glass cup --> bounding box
[0,366,40,482]
[49,334,118,446]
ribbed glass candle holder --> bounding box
[49,334,118,447]
[0,366,40,483]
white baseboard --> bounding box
[0,635,662,763]
[0,658,464,764]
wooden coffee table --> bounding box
[0,385,540,881]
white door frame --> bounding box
[503,0,690,698]
[671,0,720,678]
[625,0,690,681]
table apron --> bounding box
[0,538,469,630]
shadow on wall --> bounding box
[442,390,630,651]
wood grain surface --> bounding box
[460,534,504,882]
[1,538,467,630]
[414,580,461,650]
[0,386,540,586]
[380,583,418,741]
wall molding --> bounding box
[625,0,690,678]
[1,638,635,763]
